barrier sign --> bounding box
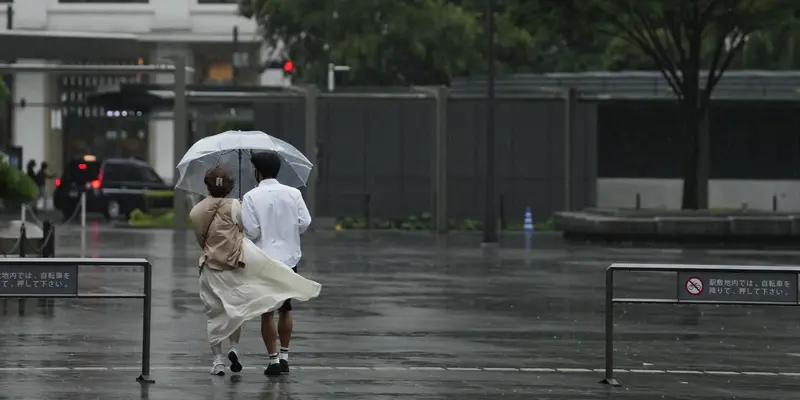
[677,272,798,304]
[0,265,78,295]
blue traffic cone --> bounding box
[523,207,533,249]
[523,207,534,233]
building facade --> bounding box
[0,0,277,182]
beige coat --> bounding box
[189,197,245,271]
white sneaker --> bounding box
[210,361,226,376]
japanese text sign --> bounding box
[0,265,78,295]
[678,271,798,304]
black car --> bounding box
[54,156,171,220]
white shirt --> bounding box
[241,179,311,268]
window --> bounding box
[138,167,164,184]
[101,163,140,181]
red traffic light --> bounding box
[283,61,294,72]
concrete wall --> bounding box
[596,100,800,212]
[598,178,800,211]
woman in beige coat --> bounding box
[189,167,321,376]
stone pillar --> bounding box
[148,45,194,182]
[13,59,54,170]
[13,59,58,209]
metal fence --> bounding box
[250,88,599,227]
[603,263,800,387]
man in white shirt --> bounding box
[241,152,312,376]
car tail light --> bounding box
[78,163,87,170]
[55,178,61,187]
[90,168,104,189]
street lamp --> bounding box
[482,0,498,245]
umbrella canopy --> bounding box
[175,130,312,197]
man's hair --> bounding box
[204,166,235,198]
[251,152,281,179]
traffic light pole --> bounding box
[482,0,498,246]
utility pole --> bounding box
[232,26,239,85]
[482,0,498,245]
[4,5,13,154]
[231,26,250,85]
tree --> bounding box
[732,13,800,69]
[238,0,545,85]
[536,0,793,209]
[239,0,482,85]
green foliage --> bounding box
[535,0,794,209]
[0,80,7,101]
[536,0,792,103]
[239,0,800,84]
[143,190,174,213]
[240,0,480,85]
[129,208,190,228]
[0,162,37,205]
[732,13,800,69]
[239,0,547,85]
[335,214,557,232]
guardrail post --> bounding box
[41,221,56,311]
[600,267,620,386]
[363,193,372,230]
[43,221,55,258]
[18,223,26,258]
[137,262,155,384]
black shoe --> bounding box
[228,350,242,373]
[264,363,282,376]
[280,359,290,374]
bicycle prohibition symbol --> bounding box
[685,276,704,296]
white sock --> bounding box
[279,347,289,361]
[269,353,279,365]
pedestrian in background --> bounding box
[26,160,36,181]
[35,162,55,211]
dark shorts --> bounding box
[278,266,298,313]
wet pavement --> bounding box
[2,225,800,398]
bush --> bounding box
[335,214,558,232]
[143,190,174,213]
[0,162,37,205]
[129,208,190,228]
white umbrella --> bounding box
[175,130,312,197]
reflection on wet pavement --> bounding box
[2,227,800,398]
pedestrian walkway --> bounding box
[1,228,799,399]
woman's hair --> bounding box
[204,167,235,198]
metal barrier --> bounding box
[0,258,154,384]
[601,263,800,387]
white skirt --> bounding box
[199,238,322,346]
